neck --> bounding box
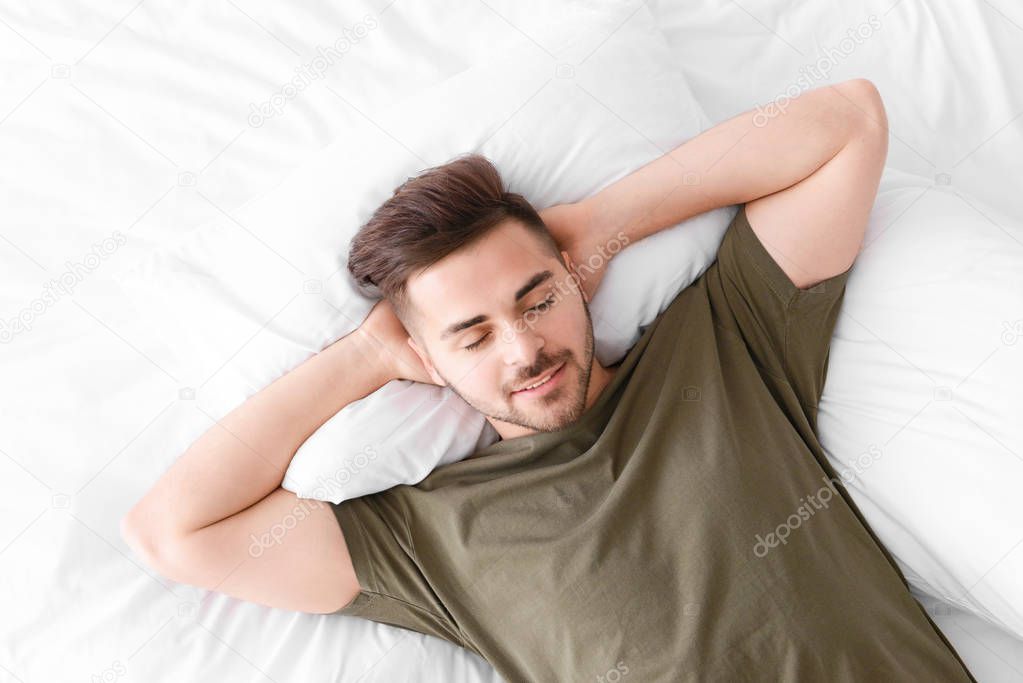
[583,361,616,412]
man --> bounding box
[121,79,975,681]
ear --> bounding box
[408,336,446,386]
[561,249,588,303]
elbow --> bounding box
[844,78,888,141]
[121,507,174,577]
[120,508,143,551]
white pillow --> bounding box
[115,3,733,502]
[818,168,1023,639]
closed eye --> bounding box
[464,332,490,352]
[462,294,557,352]
[529,293,556,314]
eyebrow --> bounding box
[439,270,554,341]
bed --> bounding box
[2,1,1021,680]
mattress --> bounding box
[2,0,1020,680]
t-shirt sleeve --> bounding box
[328,490,466,649]
[706,202,852,428]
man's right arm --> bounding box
[120,300,425,614]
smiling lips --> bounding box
[512,362,565,394]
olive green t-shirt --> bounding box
[330,204,974,682]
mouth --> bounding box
[511,361,566,398]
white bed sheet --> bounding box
[2,0,1021,680]
[914,588,1023,682]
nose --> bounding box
[499,319,544,367]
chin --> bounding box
[519,393,587,433]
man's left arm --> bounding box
[546,78,888,292]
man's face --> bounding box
[406,219,597,439]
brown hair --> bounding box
[347,153,562,338]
